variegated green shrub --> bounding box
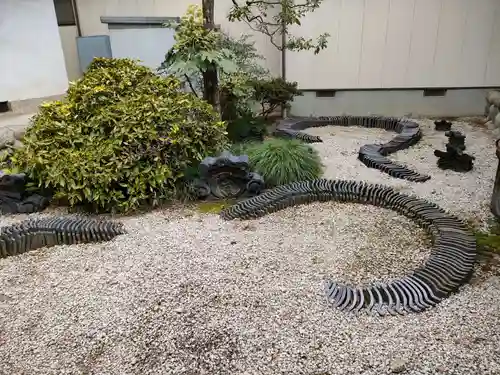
[12,57,228,212]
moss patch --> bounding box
[196,200,236,214]
[468,219,500,254]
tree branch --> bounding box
[229,0,328,53]
[184,74,199,97]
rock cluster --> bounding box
[0,126,24,165]
[485,90,500,128]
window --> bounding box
[315,90,336,98]
[53,0,76,26]
[0,102,11,114]
[423,88,447,97]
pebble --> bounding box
[390,357,408,373]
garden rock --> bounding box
[434,130,474,172]
[434,119,452,131]
[12,128,26,141]
[390,358,407,373]
[193,151,265,199]
[0,129,15,150]
[495,112,500,129]
[489,105,499,125]
[487,90,500,108]
[0,173,50,215]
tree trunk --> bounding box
[202,0,221,115]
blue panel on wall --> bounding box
[76,35,112,73]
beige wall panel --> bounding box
[286,0,500,89]
[455,0,497,86]
[358,0,390,88]
[405,0,440,87]
[485,2,500,85]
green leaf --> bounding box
[218,59,238,74]
[200,51,220,63]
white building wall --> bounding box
[0,0,69,102]
[73,0,281,77]
[64,0,500,117]
[58,26,81,82]
[287,0,500,90]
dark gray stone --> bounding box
[194,151,265,200]
[434,130,474,172]
[434,119,452,131]
[0,172,51,214]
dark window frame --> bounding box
[53,0,76,26]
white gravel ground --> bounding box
[0,118,499,375]
[308,118,498,225]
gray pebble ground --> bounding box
[0,119,499,375]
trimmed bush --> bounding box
[251,77,302,119]
[12,57,228,212]
[244,138,323,186]
[226,113,268,143]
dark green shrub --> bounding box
[12,57,228,212]
[229,141,251,157]
[226,113,268,143]
[472,221,500,254]
[251,77,302,119]
[244,138,323,186]
[222,77,301,142]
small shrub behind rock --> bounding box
[244,138,323,187]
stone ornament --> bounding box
[434,119,452,131]
[434,130,474,172]
[484,90,500,128]
[192,151,265,200]
[0,172,50,214]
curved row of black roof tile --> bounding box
[220,179,476,316]
[273,116,430,182]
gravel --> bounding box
[308,118,498,225]
[0,118,499,375]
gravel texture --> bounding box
[307,118,498,225]
[0,119,499,375]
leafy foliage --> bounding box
[472,221,500,254]
[12,57,228,212]
[217,39,300,140]
[220,34,270,80]
[160,8,267,111]
[251,77,302,119]
[219,34,270,117]
[226,112,269,143]
[159,5,238,104]
[242,138,323,186]
[228,0,330,54]
[159,6,301,143]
